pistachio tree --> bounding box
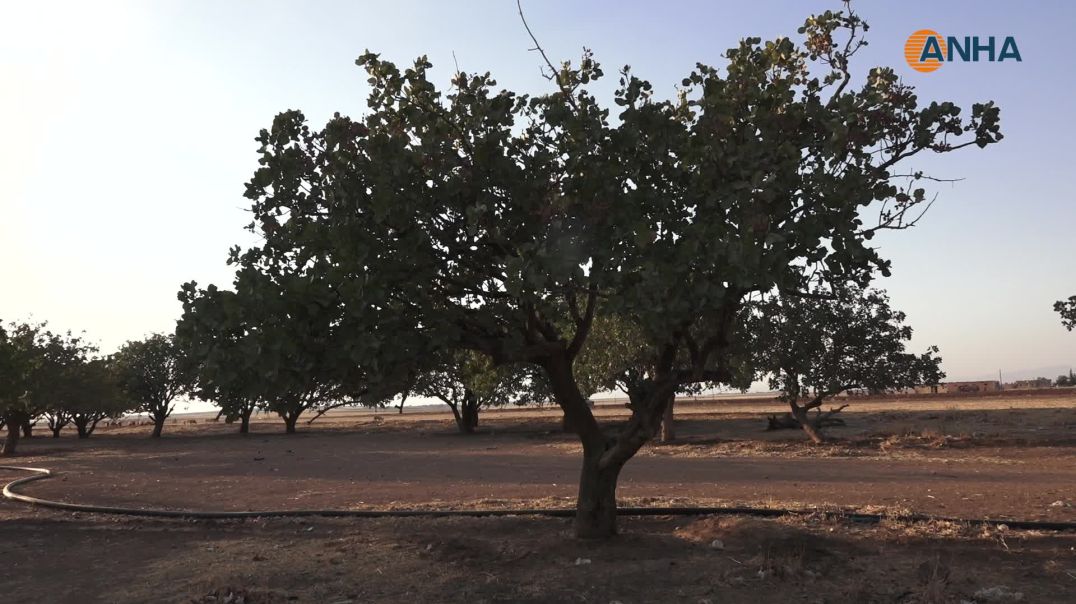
[1056,296,1076,331]
[232,6,1001,536]
[177,283,267,434]
[0,322,37,455]
[412,351,529,433]
[31,331,98,438]
[113,333,194,438]
[178,261,408,434]
[750,287,943,443]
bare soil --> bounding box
[2,393,1074,603]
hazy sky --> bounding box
[2,0,1073,382]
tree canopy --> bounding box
[1055,295,1076,331]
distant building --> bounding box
[941,380,1001,394]
[1003,377,1053,390]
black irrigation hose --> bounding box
[2,466,1074,531]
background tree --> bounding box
[750,287,944,443]
[413,351,529,433]
[229,5,1001,536]
[27,330,95,438]
[66,357,127,438]
[0,322,36,455]
[177,284,267,434]
[179,263,407,434]
[113,333,193,438]
[0,322,68,454]
[1055,296,1076,331]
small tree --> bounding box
[750,288,943,443]
[413,351,529,433]
[1056,296,1076,331]
[26,330,96,438]
[0,322,36,455]
[177,285,267,434]
[113,334,193,438]
[179,265,406,434]
[67,357,127,438]
[0,322,74,454]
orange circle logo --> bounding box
[905,29,946,73]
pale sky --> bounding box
[2,0,1074,383]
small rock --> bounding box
[709,539,725,550]
[1049,500,1065,508]
[574,557,591,566]
[973,586,1023,602]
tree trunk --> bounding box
[151,414,165,438]
[51,425,63,438]
[239,408,252,434]
[456,391,479,434]
[21,420,33,439]
[75,420,91,439]
[659,395,675,443]
[575,445,623,538]
[2,419,20,455]
[791,405,825,444]
[283,412,298,434]
[542,353,625,538]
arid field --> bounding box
[3,392,1075,603]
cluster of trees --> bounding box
[0,323,193,455]
[175,4,1001,538]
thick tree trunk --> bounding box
[575,445,623,538]
[791,406,825,444]
[2,419,20,455]
[239,408,252,434]
[75,420,91,439]
[151,414,165,438]
[659,396,675,443]
[21,420,33,439]
[457,391,479,434]
[51,425,63,438]
[542,353,626,538]
[283,412,298,434]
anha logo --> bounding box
[904,30,1022,73]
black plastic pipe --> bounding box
[2,466,1073,531]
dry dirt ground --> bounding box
[2,393,1074,603]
